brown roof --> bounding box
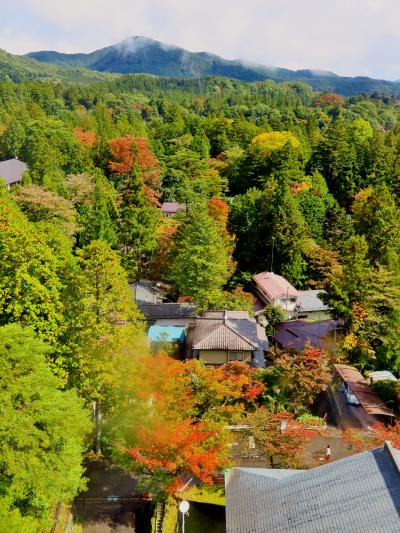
[253,272,299,300]
[334,364,393,417]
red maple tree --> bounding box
[244,408,325,468]
[342,421,400,452]
[108,135,161,205]
[125,355,265,493]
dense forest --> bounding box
[2,72,400,529]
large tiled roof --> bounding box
[191,320,257,351]
[226,443,400,532]
[187,312,268,367]
[253,272,299,300]
[0,158,27,185]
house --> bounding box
[252,272,299,318]
[225,442,400,532]
[160,202,186,218]
[273,319,337,352]
[332,364,394,428]
[130,279,166,306]
[185,311,268,368]
[0,158,27,189]
[139,303,196,327]
[295,289,331,320]
[252,272,331,320]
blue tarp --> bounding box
[148,325,186,343]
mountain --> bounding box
[26,36,400,97]
[0,48,113,83]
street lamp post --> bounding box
[179,500,190,533]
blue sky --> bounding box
[3,0,400,80]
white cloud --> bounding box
[3,0,400,79]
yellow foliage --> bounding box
[251,131,300,157]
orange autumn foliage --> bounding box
[244,409,325,468]
[108,135,161,205]
[128,419,229,490]
[148,222,177,280]
[342,421,400,452]
[74,128,97,148]
[208,197,229,231]
[126,355,265,492]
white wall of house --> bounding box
[151,318,192,327]
[198,350,253,365]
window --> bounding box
[228,351,244,361]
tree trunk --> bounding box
[94,400,102,454]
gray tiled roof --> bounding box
[0,158,27,185]
[187,312,268,368]
[226,443,400,532]
[192,320,258,351]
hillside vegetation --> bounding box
[2,71,400,527]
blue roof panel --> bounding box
[148,325,186,343]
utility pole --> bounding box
[270,237,275,273]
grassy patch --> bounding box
[180,486,225,506]
[183,502,225,533]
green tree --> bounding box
[0,324,90,532]
[0,189,64,343]
[166,206,231,309]
[264,304,286,336]
[64,240,144,451]
[352,184,400,269]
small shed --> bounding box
[0,158,27,188]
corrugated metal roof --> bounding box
[273,319,336,351]
[148,325,185,343]
[368,371,397,383]
[0,158,27,185]
[334,364,393,417]
[297,290,330,312]
[253,272,300,300]
[226,443,400,532]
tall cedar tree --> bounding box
[0,324,90,531]
[166,206,231,309]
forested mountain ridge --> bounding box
[0,48,114,83]
[26,36,400,97]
